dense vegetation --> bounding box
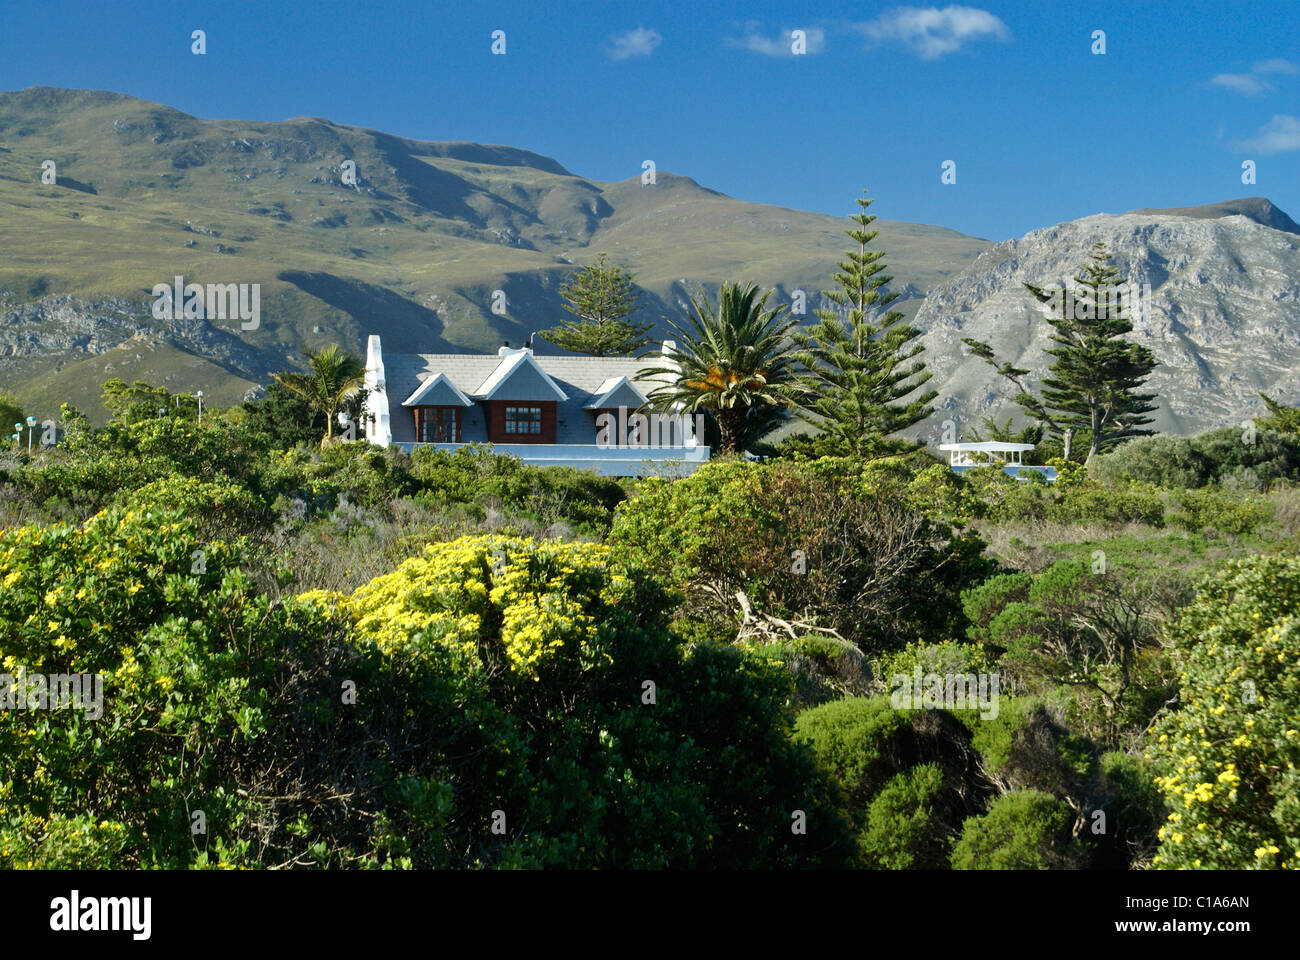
[1,373,1297,870]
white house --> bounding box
[362,335,710,477]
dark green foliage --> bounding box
[1091,751,1167,869]
[537,253,654,357]
[1091,426,1298,490]
[795,697,988,867]
[1256,393,1300,440]
[950,790,1076,869]
[239,381,325,450]
[963,560,1179,745]
[740,633,873,710]
[860,764,950,869]
[608,458,993,654]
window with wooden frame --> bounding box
[504,405,542,436]
[416,406,462,442]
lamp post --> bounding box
[25,416,36,455]
[194,390,204,425]
[12,422,21,452]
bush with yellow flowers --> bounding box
[1148,554,1300,869]
[1,512,856,869]
[0,506,266,868]
[308,535,856,868]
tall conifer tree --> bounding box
[790,191,936,456]
[964,242,1158,462]
[538,253,653,357]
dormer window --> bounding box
[504,406,543,435]
[416,406,462,442]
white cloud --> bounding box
[608,26,662,61]
[1254,58,1297,74]
[727,23,826,57]
[1209,58,1296,95]
[1211,72,1272,95]
[1241,114,1300,154]
[856,5,1010,60]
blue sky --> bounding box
[2,0,1298,240]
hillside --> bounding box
[0,86,988,420]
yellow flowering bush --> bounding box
[1148,555,1300,869]
[2,516,856,869]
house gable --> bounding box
[477,351,569,402]
[402,372,474,408]
[583,376,648,411]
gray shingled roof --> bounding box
[385,352,676,445]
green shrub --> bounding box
[1191,426,1297,488]
[860,764,950,869]
[1166,486,1271,536]
[116,475,267,537]
[1092,751,1167,869]
[950,789,1075,869]
[609,458,992,653]
[963,560,1177,745]
[409,445,626,537]
[879,640,994,688]
[793,697,916,807]
[795,696,987,866]
[1091,434,1206,488]
[739,633,872,709]
[1091,427,1298,490]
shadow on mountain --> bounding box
[56,177,97,194]
[368,132,484,224]
[278,270,454,352]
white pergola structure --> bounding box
[939,441,1037,467]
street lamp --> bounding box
[25,416,36,455]
[12,423,21,452]
[194,390,204,425]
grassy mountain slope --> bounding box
[0,87,989,420]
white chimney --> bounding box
[363,334,391,447]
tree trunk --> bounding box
[1062,427,1074,462]
[717,407,745,454]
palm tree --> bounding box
[643,283,802,455]
[272,344,366,446]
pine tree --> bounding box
[1257,393,1300,439]
[538,253,654,357]
[790,191,936,456]
[963,242,1158,463]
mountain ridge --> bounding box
[0,86,989,420]
[1,87,1297,437]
